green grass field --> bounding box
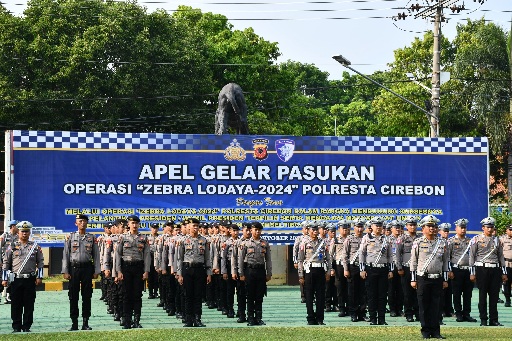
[2,326,512,340]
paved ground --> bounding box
[0,286,511,334]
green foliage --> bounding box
[491,207,512,236]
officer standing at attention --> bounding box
[359,216,393,326]
[2,221,44,333]
[343,218,367,322]
[176,218,212,327]
[62,214,101,331]
[1,220,19,304]
[447,218,477,322]
[410,215,449,340]
[332,220,350,316]
[396,216,421,322]
[298,223,331,325]
[147,223,160,299]
[387,220,404,318]
[221,223,239,318]
[500,225,512,307]
[469,217,508,326]
[293,221,309,303]
[238,221,272,326]
[232,222,252,323]
[115,215,150,329]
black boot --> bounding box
[378,317,388,325]
[113,308,121,321]
[237,312,247,323]
[255,311,266,325]
[227,309,235,318]
[247,312,256,326]
[183,315,194,327]
[194,315,206,327]
[81,317,92,330]
[68,318,78,331]
[132,315,142,328]
[122,317,132,329]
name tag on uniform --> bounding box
[247,247,255,253]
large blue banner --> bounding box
[9,131,489,246]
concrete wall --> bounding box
[268,245,288,285]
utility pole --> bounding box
[395,0,487,137]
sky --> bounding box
[1,0,510,79]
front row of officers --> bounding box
[2,214,511,336]
[294,215,511,339]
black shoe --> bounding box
[183,321,194,327]
[207,304,216,309]
[439,320,445,325]
[247,317,257,326]
[12,329,21,333]
[307,321,318,325]
[148,294,155,299]
[385,308,390,313]
[194,316,206,327]
[82,318,92,330]
[421,332,430,339]
[23,329,31,332]
[505,301,511,307]
[99,295,105,300]
[114,313,121,321]
[107,308,113,314]
[168,310,176,316]
[464,316,477,322]
[498,298,504,303]
[490,321,504,326]
[390,311,397,317]
[325,306,332,312]
[378,319,388,325]
[361,316,371,322]
[227,310,235,318]
[456,315,464,322]
[176,312,183,319]
[431,335,446,339]
[122,322,132,329]
[338,310,347,317]
[317,321,325,325]
[301,298,306,303]
[237,316,247,323]
[351,315,358,322]
[369,319,377,325]
[406,316,415,322]
[480,320,487,326]
[222,309,228,315]
[69,319,79,331]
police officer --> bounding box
[438,223,454,322]
[500,225,512,307]
[387,220,404,317]
[2,221,44,332]
[359,217,393,325]
[176,218,212,327]
[233,222,251,323]
[238,221,272,326]
[293,221,309,303]
[1,220,19,304]
[298,223,331,325]
[331,220,349,316]
[221,223,239,318]
[343,218,367,322]
[410,215,449,340]
[114,215,150,329]
[447,218,476,322]
[62,214,101,331]
[396,216,420,322]
[99,222,113,313]
[469,217,508,326]
[325,223,337,313]
[147,223,160,299]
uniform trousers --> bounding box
[347,264,366,317]
[10,276,36,330]
[365,266,389,319]
[417,276,443,337]
[401,266,419,318]
[121,261,144,321]
[388,267,403,314]
[503,266,512,302]
[451,268,473,317]
[245,266,266,316]
[475,266,501,322]
[182,265,206,317]
[68,264,94,319]
[224,265,236,311]
[304,267,326,323]
[148,253,158,294]
[236,278,247,315]
[160,272,170,308]
[334,264,347,310]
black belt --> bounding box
[246,263,265,269]
[122,260,143,266]
[183,262,205,268]
[505,258,512,262]
[71,262,93,268]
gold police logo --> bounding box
[252,138,269,161]
[224,139,246,161]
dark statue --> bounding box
[215,83,249,135]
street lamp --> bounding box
[332,55,439,137]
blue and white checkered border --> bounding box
[12,130,488,154]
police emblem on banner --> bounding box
[252,138,269,161]
[275,139,295,162]
[224,139,246,161]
